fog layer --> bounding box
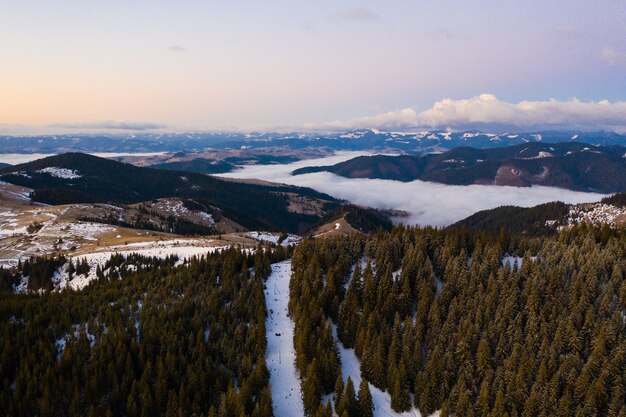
[218,152,607,226]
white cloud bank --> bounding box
[321,94,626,132]
[218,152,607,227]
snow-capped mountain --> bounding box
[0,129,624,155]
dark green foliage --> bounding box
[358,379,374,417]
[289,237,364,415]
[452,202,569,236]
[291,225,626,416]
[602,192,626,207]
[0,247,284,416]
[0,268,19,291]
[153,158,235,174]
[337,377,358,417]
[79,202,219,236]
[15,255,67,291]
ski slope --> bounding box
[265,260,305,417]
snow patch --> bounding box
[245,232,302,247]
[560,203,626,229]
[502,256,537,269]
[36,167,81,179]
[54,239,229,290]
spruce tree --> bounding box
[357,378,374,417]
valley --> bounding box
[1,140,625,417]
[219,151,609,226]
[3,2,625,415]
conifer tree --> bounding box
[358,378,374,417]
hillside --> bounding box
[451,202,570,235]
[452,192,626,235]
[0,153,340,233]
[152,158,236,174]
[287,226,626,416]
[294,142,626,193]
[0,248,281,416]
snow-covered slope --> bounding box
[15,239,230,292]
[245,232,302,247]
[265,260,305,417]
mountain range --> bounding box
[1,129,625,155]
[293,142,626,193]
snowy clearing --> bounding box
[36,167,82,179]
[58,239,229,290]
[265,260,304,417]
[502,256,538,269]
[15,239,230,292]
[245,232,302,247]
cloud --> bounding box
[218,152,606,227]
[48,121,168,131]
[339,6,381,21]
[601,47,626,67]
[167,45,186,52]
[321,94,626,132]
[319,108,418,131]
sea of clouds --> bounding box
[217,152,608,226]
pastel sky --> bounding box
[1,1,625,133]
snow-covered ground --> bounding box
[57,239,229,290]
[263,258,435,417]
[0,213,117,267]
[501,256,538,270]
[14,239,230,292]
[265,260,304,417]
[245,232,302,247]
[0,181,32,201]
[36,167,82,179]
[150,199,215,225]
[559,203,626,229]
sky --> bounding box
[1,1,625,134]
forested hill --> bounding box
[450,190,626,236]
[451,202,570,236]
[0,153,340,233]
[293,142,626,193]
[0,247,284,416]
[288,225,626,416]
[152,158,236,174]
